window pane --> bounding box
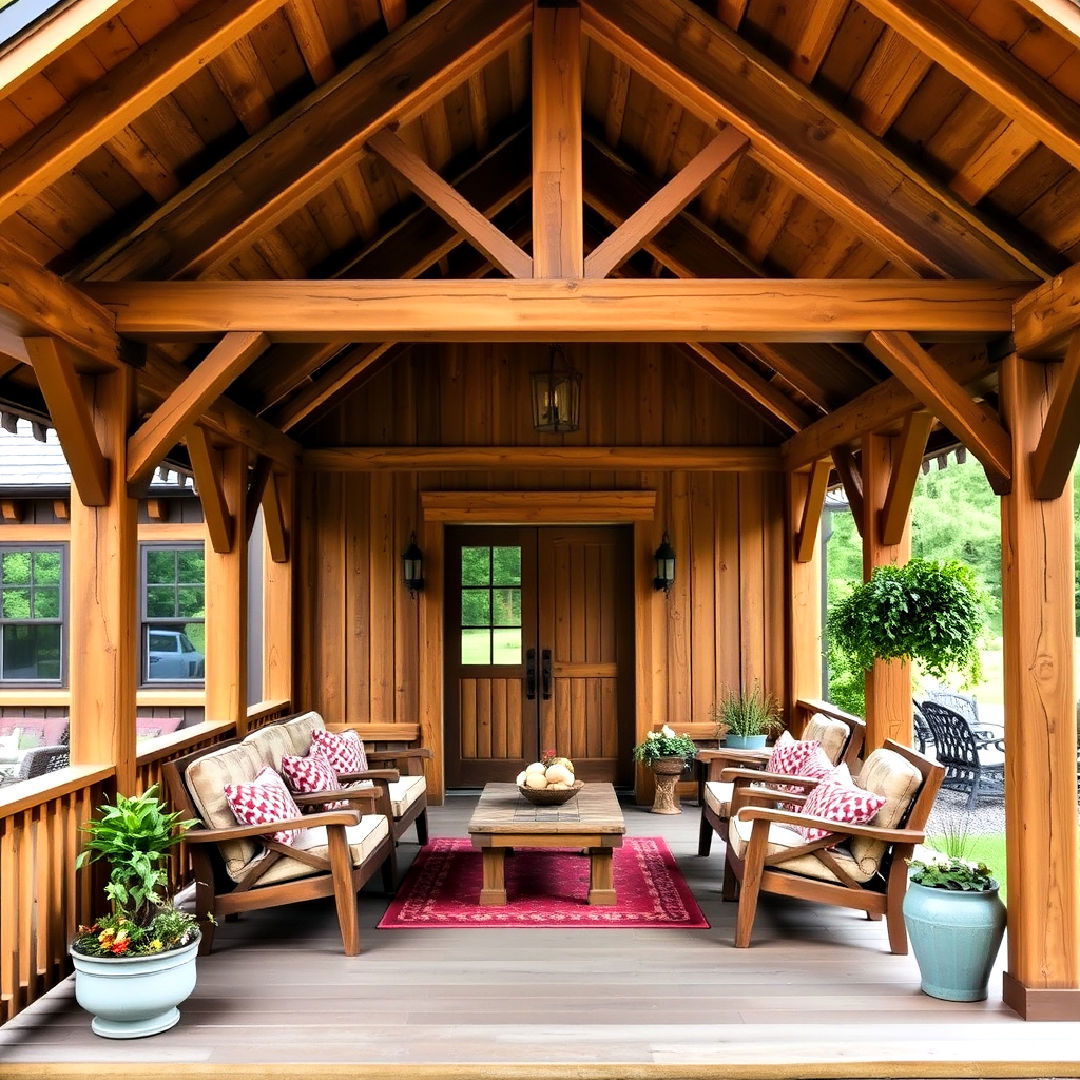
[146,550,177,585]
[492,588,521,626]
[460,589,490,626]
[460,628,491,665]
[176,549,205,584]
[461,547,490,586]
[2,587,31,619]
[2,551,30,585]
[32,587,60,619]
[492,547,521,585]
[184,622,206,655]
[146,585,177,618]
[146,626,205,681]
[3,624,60,680]
[176,585,205,620]
[33,551,61,585]
[492,628,522,665]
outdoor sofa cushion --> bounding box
[803,712,852,764]
[727,814,878,885]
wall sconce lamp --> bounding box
[653,532,676,593]
[402,533,424,595]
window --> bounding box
[460,545,522,665]
[0,545,65,684]
[141,544,205,685]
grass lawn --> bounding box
[929,834,1008,901]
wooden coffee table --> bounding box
[467,782,625,906]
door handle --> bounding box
[541,649,552,700]
[525,648,537,700]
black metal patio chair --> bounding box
[919,699,1004,809]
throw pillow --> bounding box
[766,731,835,780]
[281,747,347,810]
[796,764,888,843]
[311,728,367,776]
[224,766,303,846]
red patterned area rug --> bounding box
[377,836,709,928]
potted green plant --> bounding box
[71,785,202,1039]
[632,726,698,814]
[711,684,783,750]
[826,558,989,687]
[903,819,1006,1002]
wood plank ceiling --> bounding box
[0,0,1077,445]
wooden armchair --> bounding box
[721,739,944,953]
[697,702,865,857]
[347,723,432,845]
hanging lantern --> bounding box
[402,533,424,594]
[653,532,676,593]
[531,346,582,433]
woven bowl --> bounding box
[518,779,584,806]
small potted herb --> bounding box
[632,726,698,814]
[711,684,783,750]
[903,819,1006,1002]
[71,786,202,1038]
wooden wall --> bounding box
[296,344,790,797]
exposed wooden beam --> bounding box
[1014,262,1080,358]
[832,445,865,533]
[859,0,1080,174]
[1010,0,1080,51]
[879,410,934,545]
[795,459,831,563]
[0,0,287,224]
[741,343,831,413]
[1032,333,1080,500]
[25,337,109,506]
[532,0,583,277]
[302,445,783,472]
[368,128,532,278]
[187,426,234,554]
[582,0,1047,279]
[788,0,849,83]
[865,329,1012,493]
[283,0,334,85]
[584,128,748,278]
[261,470,289,563]
[245,454,273,539]
[78,0,532,282]
[83,278,1023,343]
[127,332,269,487]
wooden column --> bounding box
[205,442,249,733]
[861,432,913,749]
[68,367,138,792]
[1000,353,1080,1020]
[786,467,824,725]
[532,0,583,277]
[262,469,294,706]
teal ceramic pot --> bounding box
[71,935,199,1038]
[902,881,1006,1002]
[725,734,768,750]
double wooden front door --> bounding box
[444,525,634,789]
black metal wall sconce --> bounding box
[653,532,675,593]
[402,533,424,595]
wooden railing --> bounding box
[246,698,293,731]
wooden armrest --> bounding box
[739,786,809,807]
[720,767,823,787]
[697,748,769,765]
[293,788,379,807]
[337,768,400,783]
[366,747,433,762]
[737,806,925,845]
[185,810,361,843]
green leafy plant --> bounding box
[908,812,998,892]
[73,786,200,958]
[826,558,988,685]
[632,726,697,765]
[710,683,784,739]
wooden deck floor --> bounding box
[2,795,1079,1076]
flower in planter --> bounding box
[632,729,697,764]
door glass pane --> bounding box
[3,624,60,680]
[492,546,521,585]
[461,628,491,665]
[460,589,490,626]
[492,588,520,626]
[492,628,522,665]
[461,547,490,586]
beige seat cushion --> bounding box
[243,723,294,772]
[704,780,733,818]
[282,711,326,756]
[238,815,390,887]
[728,813,876,885]
[850,747,924,875]
[388,775,426,817]
[804,713,850,764]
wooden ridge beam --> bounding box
[879,410,934,546]
[25,336,109,506]
[858,0,1080,174]
[584,128,748,278]
[832,445,865,534]
[0,0,287,224]
[368,128,532,278]
[77,0,532,282]
[581,0,1048,279]
[83,278,1024,343]
[302,445,784,472]
[865,329,1012,493]
[1014,262,1080,358]
[187,426,234,554]
[127,331,269,487]
[532,0,583,278]
[1032,333,1080,500]
[794,459,831,563]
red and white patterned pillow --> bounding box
[224,766,303,847]
[796,764,888,843]
[310,729,367,776]
[766,731,835,781]
[281,747,347,810]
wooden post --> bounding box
[205,442,249,732]
[68,367,138,792]
[861,431,913,750]
[263,469,294,706]
[1000,353,1080,1020]
[786,468,824,724]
